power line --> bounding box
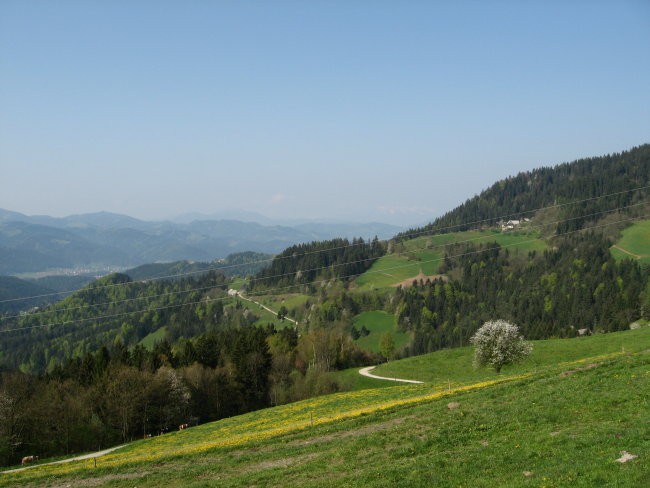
[1,183,648,305]
[1,200,644,323]
[2,212,646,334]
[396,184,650,239]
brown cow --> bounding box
[21,455,39,465]
[179,423,189,430]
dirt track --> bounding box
[359,366,423,384]
[1,445,126,474]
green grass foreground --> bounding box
[3,328,648,487]
[372,327,650,389]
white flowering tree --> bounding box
[470,320,532,373]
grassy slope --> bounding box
[355,230,546,290]
[611,219,650,265]
[226,298,285,329]
[138,326,168,350]
[228,293,309,329]
[373,328,648,389]
[5,328,648,487]
[353,311,410,354]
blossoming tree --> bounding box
[470,320,532,373]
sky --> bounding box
[1,1,649,226]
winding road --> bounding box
[359,366,423,384]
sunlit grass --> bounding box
[353,310,410,354]
[5,328,649,487]
[355,230,547,291]
[611,219,650,265]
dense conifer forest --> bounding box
[249,237,386,290]
[397,144,650,239]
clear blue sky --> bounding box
[1,1,649,226]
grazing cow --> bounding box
[21,455,39,465]
[179,423,189,430]
[143,433,152,439]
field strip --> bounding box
[612,244,643,259]
[236,292,298,325]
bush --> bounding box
[470,320,532,373]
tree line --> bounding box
[394,233,649,356]
[0,318,378,467]
[249,237,386,291]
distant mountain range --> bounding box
[0,209,402,275]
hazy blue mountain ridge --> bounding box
[0,210,402,275]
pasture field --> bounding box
[373,327,650,390]
[403,230,547,256]
[4,327,648,487]
[248,294,309,328]
[354,251,445,291]
[224,297,286,329]
[229,277,245,291]
[355,230,547,290]
[353,311,410,354]
[611,219,650,265]
[138,326,168,350]
[255,293,311,313]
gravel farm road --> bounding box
[359,366,423,384]
[1,445,126,474]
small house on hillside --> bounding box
[501,219,520,231]
[500,218,532,231]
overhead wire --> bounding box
[0,199,645,322]
[1,183,648,305]
[2,211,647,334]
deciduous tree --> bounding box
[470,320,531,373]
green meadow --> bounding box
[256,293,311,313]
[353,311,410,354]
[138,326,168,350]
[372,327,650,389]
[355,230,547,290]
[4,327,648,487]
[611,219,650,265]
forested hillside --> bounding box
[395,233,649,356]
[398,144,650,239]
[250,237,386,290]
[0,277,54,314]
[1,145,649,468]
[0,272,230,372]
[123,252,271,281]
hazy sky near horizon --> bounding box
[1,1,649,226]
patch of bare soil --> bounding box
[394,272,448,288]
[559,363,601,377]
